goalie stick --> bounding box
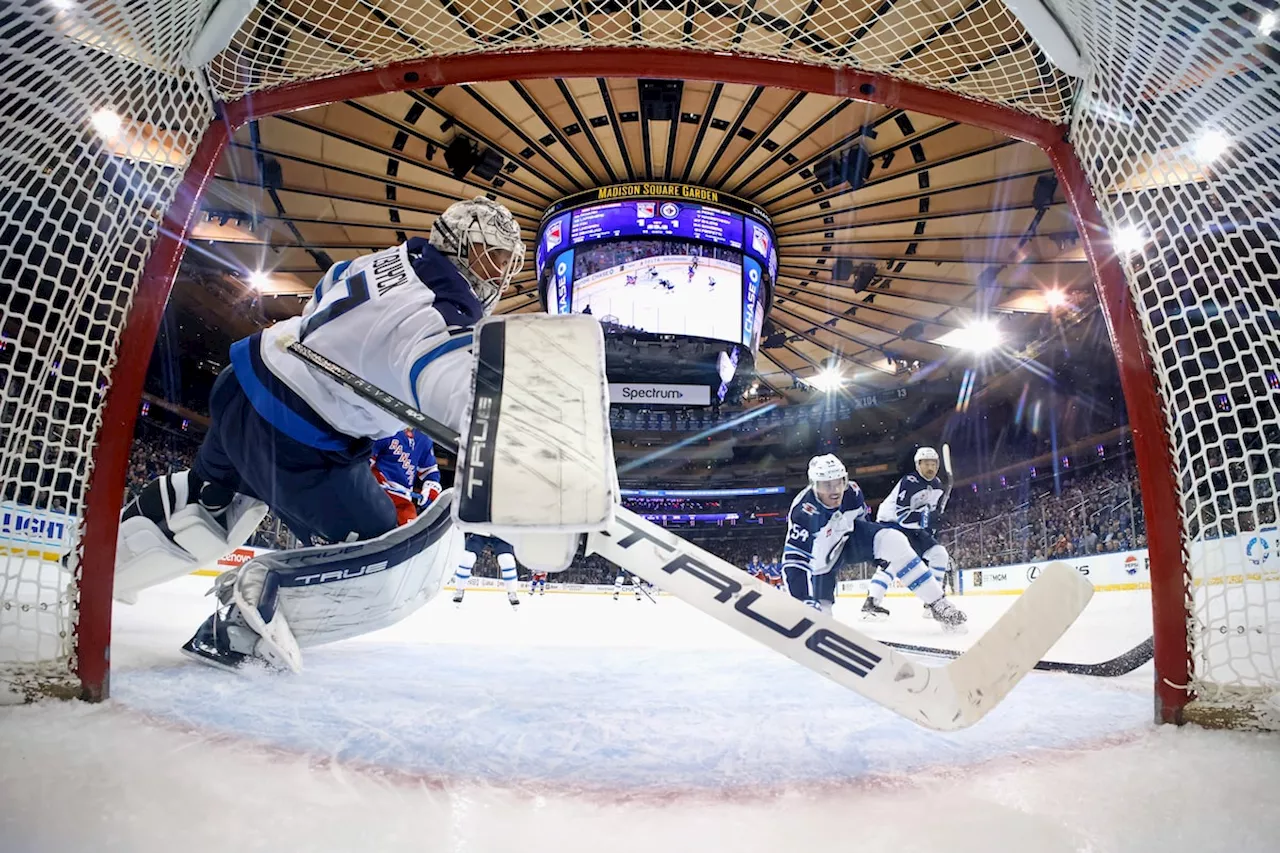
[285,339,1094,731]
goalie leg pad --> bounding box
[115,472,267,603]
[250,491,463,648]
[454,314,617,561]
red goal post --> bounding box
[4,1,1276,727]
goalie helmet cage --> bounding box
[1,1,1276,726]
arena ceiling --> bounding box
[183,76,1097,400]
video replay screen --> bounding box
[537,193,774,351]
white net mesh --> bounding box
[1061,0,1280,726]
[2,0,1278,722]
[1,0,214,701]
[207,0,1076,122]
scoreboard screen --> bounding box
[537,184,775,353]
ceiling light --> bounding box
[1111,223,1146,254]
[934,319,1002,352]
[90,108,122,140]
[1260,12,1277,36]
[808,368,845,393]
[1043,288,1069,309]
[247,270,271,291]
[1192,128,1231,165]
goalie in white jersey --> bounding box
[782,454,965,629]
[113,197,530,671]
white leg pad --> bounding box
[114,514,201,604]
[245,492,464,648]
[231,565,303,674]
[114,495,267,604]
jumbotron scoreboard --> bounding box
[535,183,777,405]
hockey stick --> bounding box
[938,442,954,515]
[285,339,1095,731]
[286,340,461,457]
[880,635,1153,677]
[635,579,658,604]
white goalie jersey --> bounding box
[236,238,482,449]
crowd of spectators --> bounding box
[939,456,1145,570]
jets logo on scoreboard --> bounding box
[660,202,679,219]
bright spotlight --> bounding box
[1260,12,1277,36]
[934,318,1002,352]
[1112,223,1146,254]
[51,0,75,10]
[90,108,122,140]
[1044,288,1069,309]
[1192,128,1231,165]
[809,368,844,393]
[963,319,1002,352]
[247,270,271,291]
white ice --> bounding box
[3,580,1279,853]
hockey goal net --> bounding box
[2,0,1277,725]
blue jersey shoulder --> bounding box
[405,237,484,328]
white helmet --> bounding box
[430,196,525,314]
[808,454,847,483]
[914,447,939,464]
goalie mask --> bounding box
[808,454,848,509]
[430,197,525,314]
[914,446,940,480]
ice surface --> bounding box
[2,580,1278,852]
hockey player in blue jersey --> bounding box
[112,196,530,670]
[370,428,442,526]
[452,534,521,608]
[874,446,953,620]
[782,454,965,629]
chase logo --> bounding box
[1246,535,1271,566]
[557,261,567,277]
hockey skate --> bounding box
[922,602,934,619]
[508,592,520,607]
[181,567,301,672]
[861,596,890,621]
[452,590,465,604]
[928,597,968,633]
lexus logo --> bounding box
[1026,565,1040,583]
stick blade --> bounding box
[943,561,1094,728]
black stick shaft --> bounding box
[285,340,461,457]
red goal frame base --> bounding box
[74,48,1190,721]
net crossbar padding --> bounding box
[2,0,1277,727]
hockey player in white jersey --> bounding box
[112,196,530,670]
[453,534,521,608]
[875,447,953,620]
[782,454,965,629]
